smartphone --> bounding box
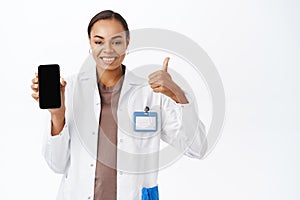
[38,64,61,109]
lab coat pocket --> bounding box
[142,185,159,200]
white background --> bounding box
[0,0,299,199]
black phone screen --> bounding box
[38,64,61,109]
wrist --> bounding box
[172,93,188,104]
[50,106,65,117]
[50,112,65,136]
[171,89,188,104]
[51,113,65,123]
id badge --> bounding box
[134,112,158,132]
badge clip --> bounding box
[144,106,150,113]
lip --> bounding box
[99,56,118,65]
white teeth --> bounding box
[101,57,116,64]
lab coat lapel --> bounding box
[73,58,99,160]
[118,68,148,109]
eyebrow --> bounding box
[93,35,104,39]
[111,35,123,40]
[93,35,123,40]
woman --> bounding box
[31,10,207,200]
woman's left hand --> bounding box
[148,57,188,104]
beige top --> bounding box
[94,68,125,200]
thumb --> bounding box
[162,57,170,72]
[60,78,67,88]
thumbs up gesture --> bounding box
[148,57,188,104]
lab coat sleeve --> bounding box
[160,93,208,159]
[42,120,70,174]
[41,77,72,174]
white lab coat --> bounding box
[42,56,207,200]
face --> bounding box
[89,19,129,71]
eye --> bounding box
[112,41,122,45]
[95,41,103,45]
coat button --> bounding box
[92,132,95,135]
[119,171,123,175]
[90,164,94,167]
[119,139,123,143]
[88,196,91,199]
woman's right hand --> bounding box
[31,72,67,135]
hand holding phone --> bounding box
[31,64,67,112]
[31,64,67,135]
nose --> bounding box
[103,41,114,53]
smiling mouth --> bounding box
[100,57,117,65]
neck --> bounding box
[96,65,123,87]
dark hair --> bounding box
[87,10,129,39]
